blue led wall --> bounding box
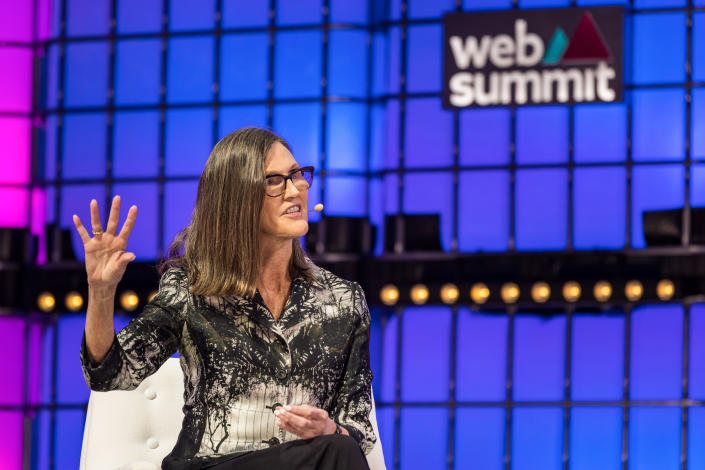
[43,2,705,259]
[25,0,705,469]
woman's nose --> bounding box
[283,179,301,198]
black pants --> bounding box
[198,435,371,470]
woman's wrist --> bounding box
[323,419,350,436]
[88,284,117,301]
[324,418,337,435]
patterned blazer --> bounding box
[80,261,376,470]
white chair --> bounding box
[79,358,386,470]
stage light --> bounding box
[593,281,612,302]
[657,279,675,301]
[625,280,643,302]
[37,292,55,312]
[501,283,520,304]
[440,283,459,304]
[562,281,581,303]
[410,284,429,305]
[380,284,399,306]
[531,282,550,303]
[65,291,84,311]
[119,290,140,312]
[470,283,490,304]
[148,291,158,303]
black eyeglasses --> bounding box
[264,166,314,197]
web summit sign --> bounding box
[443,7,623,108]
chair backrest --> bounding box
[80,358,386,470]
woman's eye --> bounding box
[266,177,283,186]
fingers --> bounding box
[275,411,308,437]
[72,214,91,244]
[105,195,121,235]
[286,405,326,421]
[117,205,138,242]
[277,420,303,437]
[119,251,136,264]
[89,199,103,236]
[276,408,309,427]
[275,405,330,438]
[111,250,136,270]
[108,250,136,273]
[97,251,136,286]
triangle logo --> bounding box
[543,28,568,65]
[561,12,611,62]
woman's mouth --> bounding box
[283,205,302,217]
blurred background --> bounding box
[0,0,704,468]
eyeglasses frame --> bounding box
[264,166,315,198]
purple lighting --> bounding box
[0,187,29,227]
[0,412,23,469]
[0,0,43,235]
[0,0,34,43]
[0,47,33,112]
[0,116,31,184]
[0,317,25,405]
[37,0,51,40]
[0,317,26,469]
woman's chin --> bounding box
[287,220,309,238]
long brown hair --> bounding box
[161,127,314,298]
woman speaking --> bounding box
[74,127,375,470]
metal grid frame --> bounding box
[373,300,702,470]
[3,0,701,468]
[377,1,702,469]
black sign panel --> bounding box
[443,7,623,108]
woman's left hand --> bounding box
[274,404,347,439]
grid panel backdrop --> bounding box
[0,0,50,468]
[370,2,704,470]
[0,0,701,468]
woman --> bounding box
[74,127,375,470]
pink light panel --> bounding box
[0,0,44,232]
[0,116,31,184]
[0,317,29,470]
[0,187,29,227]
[27,322,44,405]
[0,108,31,227]
[0,0,34,43]
[0,317,26,406]
[0,412,23,470]
[37,0,52,41]
[0,2,39,466]
[0,47,33,113]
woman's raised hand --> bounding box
[72,195,138,289]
